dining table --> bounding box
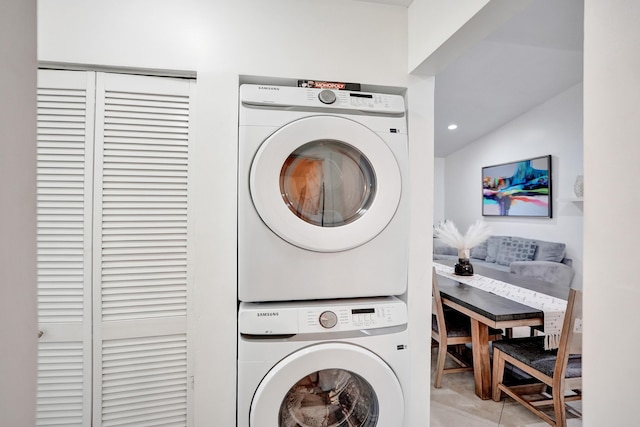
[433,259,570,400]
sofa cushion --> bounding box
[470,240,488,260]
[510,261,575,287]
[473,258,511,272]
[533,240,566,263]
[495,237,537,266]
[485,236,506,263]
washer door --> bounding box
[249,343,404,427]
[250,115,402,252]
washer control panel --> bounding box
[239,296,407,335]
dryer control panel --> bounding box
[240,84,405,115]
[239,296,407,335]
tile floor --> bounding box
[429,346,582,427]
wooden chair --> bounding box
[431,268,502,388]
[491,288,582,426]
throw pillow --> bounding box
[495,237,538,266]
[470,240,488,260]
[485,236,505,263]
[534,240,566,262]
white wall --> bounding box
[441,83,584,288]
[405,75,435,424]
[38,0,415,425]
[433,157,446,224]
[0,0,37,425]
[38,0,408,85]
[583,1,640,425]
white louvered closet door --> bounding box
[37,69,193,427]
[37,69,95,427]
[92,73,192,427]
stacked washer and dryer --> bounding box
[237,84,411,427]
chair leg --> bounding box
[553,385,567,427]
[491,349,506,401]
[434,340,448,388]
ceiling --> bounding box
[354,0,414,7]
[434,0,584,156]
[355,0,584,157]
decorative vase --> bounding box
[455,258,474,276]
[454,248,474,276]
[573,175,584,197]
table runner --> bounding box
[434,263,566,350]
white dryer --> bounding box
[237,296,409,427]
[238,84,409,302]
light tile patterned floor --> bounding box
[430,347,582,427]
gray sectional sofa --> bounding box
[433,235,574,287]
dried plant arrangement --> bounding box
[434,220,491,259]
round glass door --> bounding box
[279,369,379,427]
[280,140,376,228]
[249,343,404,427]
[250,115,402,252]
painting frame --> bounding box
[482,155,552,218]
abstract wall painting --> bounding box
[482,155,552,218]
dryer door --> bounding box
[250,115,402,252]
[249,342,404,427]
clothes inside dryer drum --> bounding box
[279,369,379,427]
[280,140,375,228]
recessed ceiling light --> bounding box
[448,124,458,130]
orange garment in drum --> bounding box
[281,155,324,219]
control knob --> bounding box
[319,311,338,328]
[318,89,337,104]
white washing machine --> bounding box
[237,296,409,427]
[239,84,409,302]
